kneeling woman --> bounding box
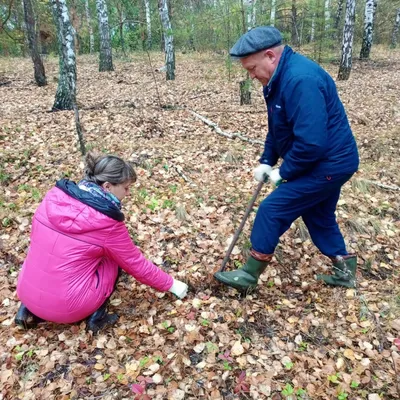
[15,153,188,333]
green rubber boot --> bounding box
[214,256,270,292]
[317,255,357,288]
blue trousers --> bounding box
[250,173,353,257]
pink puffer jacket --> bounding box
[17,186,173,323]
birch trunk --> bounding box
[84,0,94,53]
[390,8,400,48]
[50,0,76,110]
[270,0,276,26]
[96,0,114,71]
[359,0,374,59]
[324,0,330,31]
[23,0,47,86]
[144,0,152,49]
[334,0,344,40]
[337,0,355,80]
[159,0,175,80]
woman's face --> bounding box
[103,181,132,201]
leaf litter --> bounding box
[0,49,400,399]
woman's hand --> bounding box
[168,279,188,299]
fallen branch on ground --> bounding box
[172,164,196,187]
[189,110,264,146]
[358,179,400,192]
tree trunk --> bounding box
[96,0,114,71]
[324,0,330,32]
[144,0,152,49]
[23,0,47,86]
[270,0,276,26]
[240,80,251,105]
[337,0,355,81]
[50,0,76,111]
[159,0,175,80]
[291,0,299,46]
[311,12,315,42]
[334,0,344,40]
[359,0,374,59]
[85,0,94,53]
[390,8,400,48]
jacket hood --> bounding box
[56,179,124,222]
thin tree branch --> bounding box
[189,109,264,146]
[1,0,14,29]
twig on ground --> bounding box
[189,110,264,146]
[172,164,196,187]
[360,179,400,192]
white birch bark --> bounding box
[159,0,175,80]
[390,8,400,48]
[324,0,331,31]
[337,0,356,80]
[96,0,114,71]
[84,0,94,53]
[270,0,276,26]
[50,0,76,110]
[359,0,374,59]
[311,12,315,41]
[144,0,152,49]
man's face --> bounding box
[240,49,278,86]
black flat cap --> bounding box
[230,26,283,58]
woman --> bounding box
[15,153,188,333]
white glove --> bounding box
[168,278,188,299]
[254,164,272,182]
[269,168,282,186]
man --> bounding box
[214,26,359,292]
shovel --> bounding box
[219,179,266,272]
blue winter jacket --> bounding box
[260,46,359,180]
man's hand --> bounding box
[254,164,272,182]
[269,168,283,186]
[168,278,188,299]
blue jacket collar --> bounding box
[263,45,293,99]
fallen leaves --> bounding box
[0,52,400,399]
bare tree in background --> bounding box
[159,0,175,80]
[337,0,355,80]
[23,0,47,86]
[96,0,114,71]
[50,0,76,110]
[360,0,375,59]
[390,8,400,48]
[85,0,94,53]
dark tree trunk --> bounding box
[23,0,47,86]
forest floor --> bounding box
[0,46,400,400]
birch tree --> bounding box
[50,0,76,111]
[337,0,355,80]
[291,0,299,46]
[23,0,47,86]
[324,0,331,32]
[144,0,151,49]
[84,0,94,53]
[96,0,113,71]
[390,8,400,48]
[159,0,175,80]
[359,0,374,59]
[334,0,344,40]
[270,0,276,26]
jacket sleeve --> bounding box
[279,75,328,180]
[259,132,279,167]
[104,222,173,292]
